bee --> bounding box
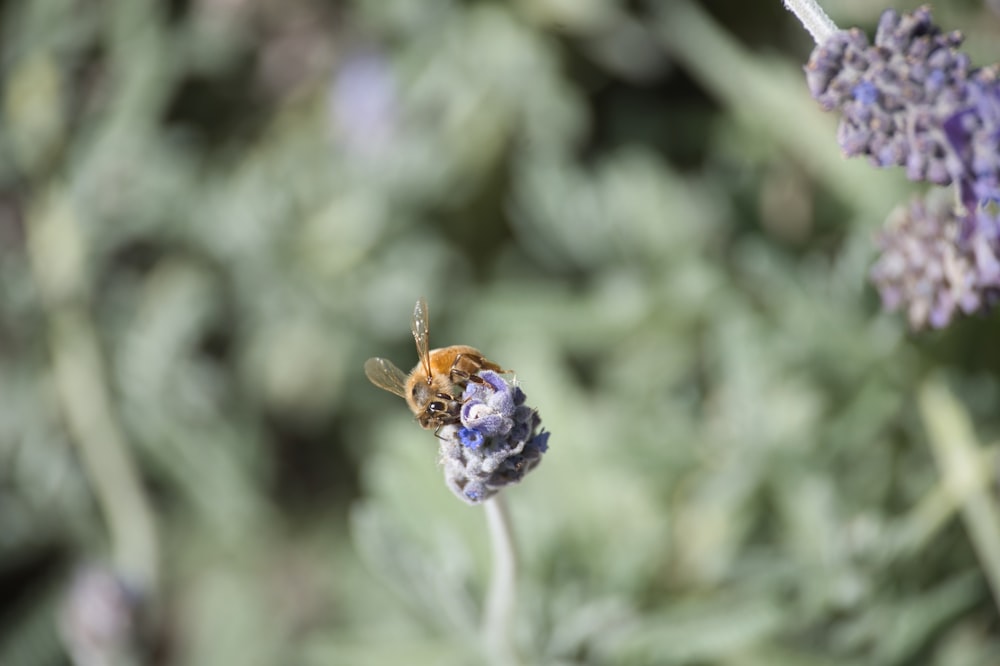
[365,297,505,430]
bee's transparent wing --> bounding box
[411,297,432,377]
[364,357,408,398]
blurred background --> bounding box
[2,0,1000,664]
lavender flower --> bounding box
[945,77,1000,210]
[870,196,1000,329]
[328,50,397,157]
[805,6,1000,327]
[438,371,549,505]
[805,7,993,185]
[59,566,144,666]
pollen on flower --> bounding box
[438,370,548,505]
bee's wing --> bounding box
[364,357,409,398]
[411,297,432,377]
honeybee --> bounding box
[365,297,505,430]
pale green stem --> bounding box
[483,495,519,665]
[782,0,839,44]
[891,445,998,557]
[26,188,159,592]
[918,379,1000,612]
[653,1,903,215]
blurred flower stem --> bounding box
[483,496,518,665]
[782,0,838,44]
[918,379,1000,612]
[892,444,999,558]
[26,188,159,592]
[653,0,900,215]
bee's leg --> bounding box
[450,354,511,386]
[453,369,482,384]
[449,354,489,385]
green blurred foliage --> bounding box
[2,0,1000,664]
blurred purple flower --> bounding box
[59,566,144,666]
[328,50,397,156]
[870,196,1000,329]
[806,7,1000,327]
[805,6,991,186]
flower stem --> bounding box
[653,2,897,214]
[918,378,1000,613]
[26,188,159,592]
[782,0,839,44]
[483,496,518,665]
